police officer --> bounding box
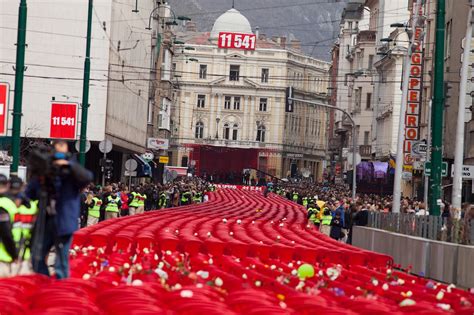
[10,177,38,270]
[128,188,140,215]
[86,191,102,226]
[0,175,19,277]
[307,202,321,228]
[136,188,146,214]
[180,188,192,206]
[104,189,121,220]
[320,207,333,236]
[192,191,202,204]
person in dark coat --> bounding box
[26,140,93,279]
[330,212,344,240]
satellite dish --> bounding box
[302,168,311,178]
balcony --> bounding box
[359,145,372,158]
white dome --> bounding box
[210,8,253,39]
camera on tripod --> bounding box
[27,144,71,178]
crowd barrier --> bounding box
[353,226,474,288]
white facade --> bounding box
[171,9,330,180]
[0,0,153,152]
[366,0,410,158]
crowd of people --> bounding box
[81,177,213,227]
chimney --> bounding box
[255,26,259,39]
[290,39,301,51]
[259,33,266,40]
[272,36,280,44]
[280,36,287,49]
[185,21,197,32]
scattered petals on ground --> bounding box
[1,190,473,314]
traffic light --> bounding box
[100,159,113,179]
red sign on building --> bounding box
[403,3,425,168]
[0,83,9,136]
[50,102,78,139]
[218,32,256,50]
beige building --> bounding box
[169,8,330,181]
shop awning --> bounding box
[132,154,152,177]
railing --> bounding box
[359,145,371,157]
[368,212,474,245]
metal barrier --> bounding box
[368,212,473,245]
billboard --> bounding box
[50,102,78,139]
[0,83,9,136]
[147,138,169,150]
[218,32,256,50]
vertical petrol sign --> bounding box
[403,3,425,169]
[0,83,9,136]
[50,102,78,139]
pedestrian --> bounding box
[320,207,332,236]
[330,212,344,240]
[86,190,102,226]
[120,186,129,217]
[128,187,140,215]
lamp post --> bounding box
[391,0,423,214]
[215,117,220,139]
[146,6,191,30]
[452,5,474,214]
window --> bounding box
[223,123,230,140]
[355,87,362,111]
[364,131,370,145]
[199,65,207,79]
[368,55,374,70]
[195,121,204,139]
[366,93,372,110]
[232,124,238,140]
[233,96,241,110]
[445,20,452,58]
[161,49,171,80]
[261,68,269,83]
[259,98,267,112]
[256,125,266,142]
[229,65,240,81]
[224,96,231,109]
[348,21,353,30]
[197,94,206,108]
[147,100,153,125]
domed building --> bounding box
[167,7,331,182]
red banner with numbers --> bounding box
[218,32,256,50]
[50,102,78,139]
[0,83,9,136]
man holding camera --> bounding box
[26,140,93,279]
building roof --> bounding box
[210,8,253,39]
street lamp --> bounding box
[215,117,221,139]
[145,6,191,30]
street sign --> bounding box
[402,171,413,180]
[141,151,154,162]
[50,102,78,139]
[99,139,113,153]
[411,141,427,157]
[124,171,137,177]
[74,140,91,153]
[147,138,169,150]
[125,159,138,171]
[450,165,474,179]
[425,161,448,177]
[159,156,169,164]
[0,83,9,136]
[218,32,256,50]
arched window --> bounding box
[257,125,266,142]
[195,121,204,139]
[223,123,230,140]
[232,124,238,140]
